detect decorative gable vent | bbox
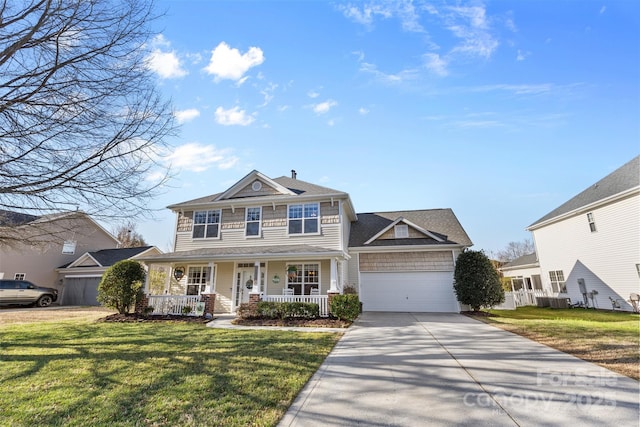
[394,224,409,238]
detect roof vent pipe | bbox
[291,170,297,179]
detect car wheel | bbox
[36,295,53,307]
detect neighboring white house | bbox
[527,156,640,311]
[500,253,542,291]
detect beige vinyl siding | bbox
[174,201,342,252]
[347,254,360,288]
[359,251,454,272]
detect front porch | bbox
[138,247,348,317]
[142,293,331,317]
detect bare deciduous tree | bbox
[113,221,147,248]
[495,239,535,262]
[0,0,175,245]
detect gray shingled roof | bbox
[0,209,40,226]
[502,252,538,269]
[168,175,346,209]
[138,244,342,262]
[349,209,473,248]
[529,155,640,228]
[88,246,155,267]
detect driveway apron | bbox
[278,312,639,427]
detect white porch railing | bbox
[147,295,201,316]
[509,289,550,307]
[263,295,329,317]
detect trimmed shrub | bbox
[97,260,145,314]
[254,301,320,319]
[330,294,360,321]
[454,249,505,311]
[237,303,259,319]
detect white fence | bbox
[147,295,201,316]
[511,289,549,307]
[263,295,329,317]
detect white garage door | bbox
[360,271,458,312]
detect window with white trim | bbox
[186,266,210,295]
[14,273,25,280]
[193,210,221,239]
[62,241,76,254]
[245,207,261,237]
[286,263,319,295]
[394,224,409,238]
[549,270,566,293]
[288,203,319,234]
[587,212,596,232]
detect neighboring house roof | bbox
[138,244,345,263]
[501,252,539,271]
[0,209,119,245]
[349,209,473,248]
[61,246,158,269]
[0,210,40,226]
[528,155,640,229]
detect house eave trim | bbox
[349,244,467,253]
[527,186,640,231]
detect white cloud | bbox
[145,35,187,79]
[215,106,255,126]
[516,50,531,61]
[204,42,265,81]
[327,119,336,126]
[338,2,422,32]
[359,61,418,84]
[470,83,553,95]
[307,90,320,98]
[175,108,200,124]
[166,142,238,172]
[312,99,338,115]
[424,53,449,76]
[446,5,498,59]
[259,82,278,107]
[359,107,369,115]
[599,6,606,14]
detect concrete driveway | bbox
[279,312,639,426]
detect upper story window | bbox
[62,241,76,255]
[394,224,409,238]
[288,203,319,235]
[14,273,25,280]
[245,207,261,237]
[586,212,596,232]
[193,210,221,239]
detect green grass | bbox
[0,319,341,426]
[484,307,640,379]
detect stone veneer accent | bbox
[200,293,216,315]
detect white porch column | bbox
[207,262,215,293]
[330,258,338,292]
[252,261,261,294]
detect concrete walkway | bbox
[278,312,640,426]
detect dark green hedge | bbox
[330,294,360,321]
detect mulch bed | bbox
[99,313,211,323]
[233,317,352,328]
[461,310,495,318]
[98,313,351,328]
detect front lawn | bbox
[0,317,341,426]
[483,306,640,380]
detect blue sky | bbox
[136,0,639,254]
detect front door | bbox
[234,268,256,311]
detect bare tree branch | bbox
[0,0,176,246]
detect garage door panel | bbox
[361,272,457,312]
[61,277,101,306]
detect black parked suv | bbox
[0,280,59,307]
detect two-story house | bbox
[139,170,472,315]
[527,155,640,311]
[0,210,119,296]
